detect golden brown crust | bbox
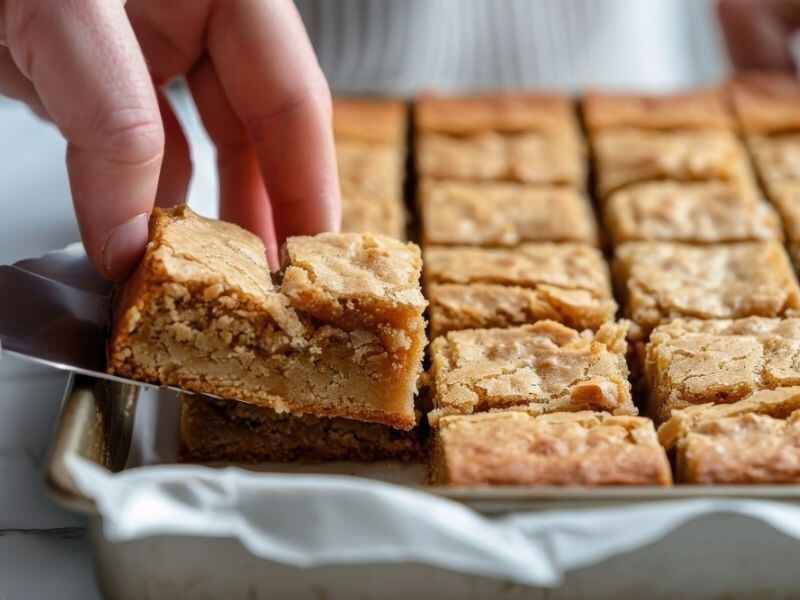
[658,386,800,450]
[592,128,751,198]
[415,91,576,133]
[333,97,407,144]
[427,283,616,338]
[419,179,597,246]
[424,244,616,336]
[336,140,403,200]
[747,134,800,189]
[425,243,613,295]
[108,206,426,430]
[767,181,800,244]
[729,72,800,134]
[180,395,424,463]
[428,321,635,426]
[282,232,427,328]
[613,241,800,339]
[340,188,406,239]
[583,88,733,131]
[416,130,585,185]
[432,410,671,486]
[645,318,800,423]
[657,388,800,484]
[604,181,782,245]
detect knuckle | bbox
[244,77,332,143]
[96,107,165,167]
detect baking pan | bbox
[44,373,800,599]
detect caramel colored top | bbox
[584,88,733,131]
[333,97,407,144]
[614,241,800,335]
[435,410,671,486]
[416,91,575,133]
[425,243,612,298]
[730,73,800,134]
[428,321,634,424]
[645,318,800,421]
[420,179,597,246]
[604,181,782,245]
[658,386,800,450]
[282,233,427,325]
[593,128,748,197]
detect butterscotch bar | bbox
[728,75,800,265]
[108,206,427,430]
[431,411,671,486]
[644,318,800,422]
[334,98,407,239]
[336,141,402,201]
[415,92,585,186]
[591,128,752,199]
[604,181,782,246]
[584,89,751,199]
[658,387,800,484]
[424,244,616,337]
[180,395,423,463]
[583,89,734,131]
[340,180,406,239]
[729,73,800,135]
[419,179,597,246]
[427,321,635,426]
[613,241,800,340]
[333,97,407,145]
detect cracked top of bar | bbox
[425,243,612,297]
[657,387,800,484]
[584,88,733,131]
[109,206,427,430]
[658,386,800,450]
[282,232,427,327]
[427,321,635,425]
[592,128,751,198]
[420,179,597,246]
[432,410,671,486]
[613,241,800,337]
[645,317,800,422]
[604,181,782,245]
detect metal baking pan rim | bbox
[44,375,800,518]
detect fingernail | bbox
[102,213,149,280]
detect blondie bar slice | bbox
[333,97,407,145]
[604,181,782,246]
[427,321,635,426]
[180,395,423,463]
[613,241,800,340]
[340,181,406,239]
[645,317,800,422]
[424,244,616,337]
[108,206,427,429]
[334,97,407,239]
[658,387,800,484]
[431,411,671,486]
[592,128,752,198]
[415,92,585,186]
[583,88,734,131]
[729,73,800,135]
[419,179,597,246]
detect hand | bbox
[0,0,340,278]
[718,0,800,71]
